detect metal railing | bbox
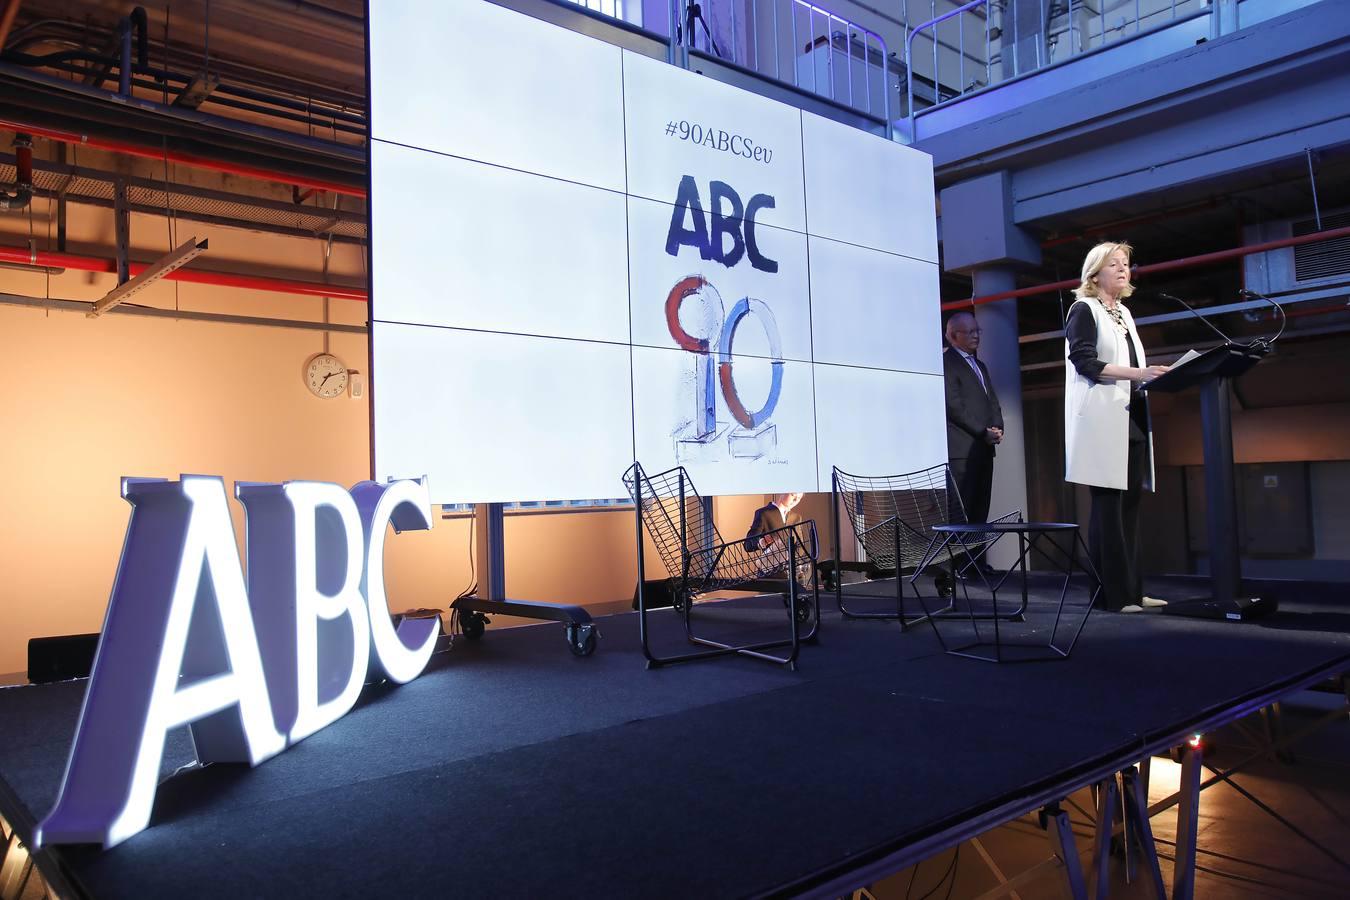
[905,0,986,134]
[905,0,1212,131]
[565,0,643,27]
[561,0,1217,142]
[736,0,891,125]
[564,0,893,127]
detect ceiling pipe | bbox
[250,0,364,29]
[1040,199,1222,249]
[942,224,1350,311]
[0,0,21,50]
[0,116,365,197]
[0,243,367,301]
[129,7,148,69]
[6,20,364,112]
[0,131,31,209]
[5,37,366,128]
[2,53,366,134]
[1283,301,1348,320]
[78,8,146,93]
[1,291,367,334]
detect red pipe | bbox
[943,225,1350,311]
[1283,302,1348,320]
[0,132,32,209]
[0,117,366,198]
[940,276,1079,311]
[0,244,368,301]
[1040,199,1221,249]
[159,266,366,300]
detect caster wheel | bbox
[461,612,487,641]
[795,598,814,623]
[934,573,954,599]
[566,623,597,657]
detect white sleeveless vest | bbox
[1063,297,1155,491]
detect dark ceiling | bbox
[7,0,365,100]
[940,141,1350,403]
[4,0,1347,406]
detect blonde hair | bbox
[1074,241,1135,301]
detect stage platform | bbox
[2,579,1348,898]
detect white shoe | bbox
[1141,597,1168,608]
[1119,604,1144,613]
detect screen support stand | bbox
[449,503,598,656]
[478,501,506,601]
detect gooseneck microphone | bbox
[1156,291,1238,345]
[1238,288,1288,348]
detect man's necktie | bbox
[966,354,988,394]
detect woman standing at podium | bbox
[1064,242,1169,613]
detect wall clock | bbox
[305,353,349,399]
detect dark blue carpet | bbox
[1,584,1346,898]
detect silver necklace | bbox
[1102,299,1127,333]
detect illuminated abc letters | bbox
[37,475,438,848]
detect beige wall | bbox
[0,275,664,673]
[1155,401,1350,467]
[0,190,646,674]
[0,277,369,673]
[0,278,678,672]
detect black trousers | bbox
[1088,438,1146,611]
[949,444,994,525]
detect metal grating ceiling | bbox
[1,159,367,244]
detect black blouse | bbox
[1065,303,1150,443]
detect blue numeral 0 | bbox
[717,297,783,429]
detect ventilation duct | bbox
[1291,209,1350,282]
[1243,208,1350,303]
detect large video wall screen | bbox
[370,0,944,503]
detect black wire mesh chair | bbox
[830,464,1021,628]
[622,461,820,669]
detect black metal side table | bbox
[911,522,1101,662]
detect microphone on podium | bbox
[1237,288,1287,349]
[1156,291,1237,344]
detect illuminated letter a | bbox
[37,476,285,848]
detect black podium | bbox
[1144,342,1276,620]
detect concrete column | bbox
[969,269,1027,569]
[938,171,1039,570]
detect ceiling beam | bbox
[88,238,209,318]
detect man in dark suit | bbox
[744,492,805,552]
[943,312,1003,530]
[744,492,816,584]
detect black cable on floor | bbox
[915,847,959,900]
